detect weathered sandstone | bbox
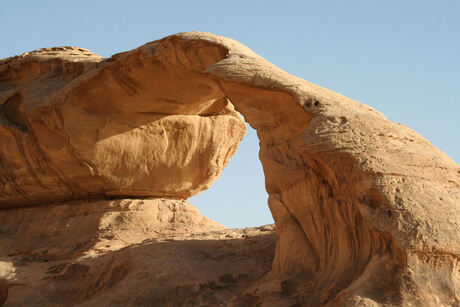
[0,198,275,306]
[1,32,459,306]
[0,46,245,207]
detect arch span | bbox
[0,32,458,305]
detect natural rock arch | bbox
[0,32,458,305]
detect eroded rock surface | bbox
[0,198,275,305]
[0,46,245,207]
[0,32,459,306]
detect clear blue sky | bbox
[1,1,458,228]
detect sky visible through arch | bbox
[1,1,458,228]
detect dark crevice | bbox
[1,92,29,132]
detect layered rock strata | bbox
[0,32,459,306]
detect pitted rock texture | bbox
[0,32,459,306]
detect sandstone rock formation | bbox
[0,46,245,207]
[0,198,276,305]
[1,32,459,306]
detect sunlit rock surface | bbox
[0,46,245,207]
[0,32,459,306]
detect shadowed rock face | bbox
[0,198,276,306]
[0,32,459,306]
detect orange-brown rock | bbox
[0,46,245,207]
[0,198,276,306]
[1,32,459,306]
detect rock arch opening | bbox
[0,32,458,306]
[190,123,273,228]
